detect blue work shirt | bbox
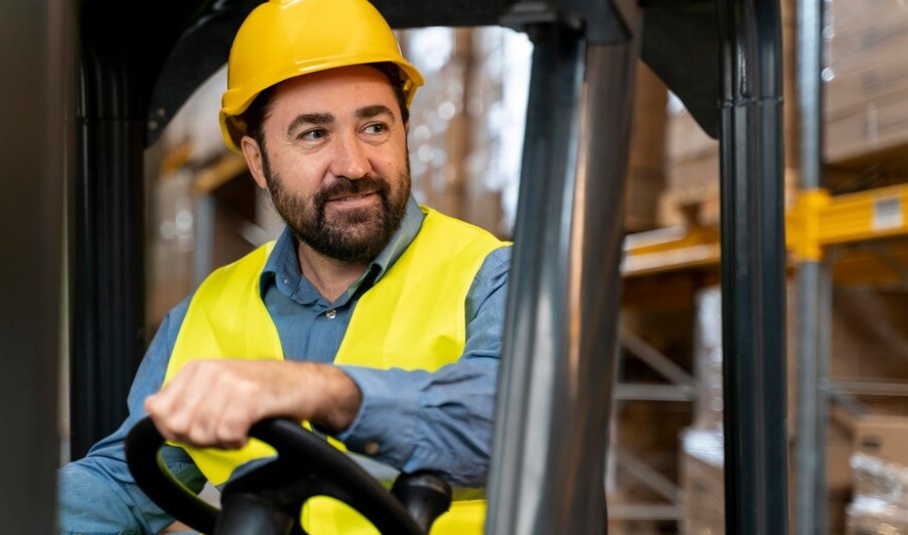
[57,197,511,534]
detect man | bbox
[57,0,511,533]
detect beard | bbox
[262,151,410,264]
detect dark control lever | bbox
[392,471,453,533]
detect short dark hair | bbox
[240,62,410,150]
[368,62,410,124]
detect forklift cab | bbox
[0,0,790,533]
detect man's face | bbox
[243,65,411,264]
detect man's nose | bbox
[331,132,370,180]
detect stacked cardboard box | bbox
[808,286,908,533]
[681,285,908,534]
[852,415,908,471]
[823,0,908,169]
[657,107,721,228]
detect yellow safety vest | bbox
[166,206,506,534]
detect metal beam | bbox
[793,0,828,533]
[716,1,790,534]
[486,5,641,533]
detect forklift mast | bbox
[0,0,789,533]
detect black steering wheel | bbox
[125,416,452,535]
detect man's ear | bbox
[240,136,268,190]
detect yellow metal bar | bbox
[622,226,721,277]
[622,185,908,277]
[194,152,249,193]
[160,140,192,176]
[786,185,908,262]
[785,188,831,262]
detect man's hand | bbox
[144,360,362,448]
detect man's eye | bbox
[301,129,326,140]
[364,123,386,134]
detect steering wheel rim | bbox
[125,416,432,535]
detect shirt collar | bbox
[260,195,425,298]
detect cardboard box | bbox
[666,109,718,163]
[824,41,908,120]
[825,0,908,38]
[658,146,721,228]
[822,2,908,165]
[853,415,908,467]
[824,6,908,73]
[665,151,719,196]
[626,170,665,233]
[828,421,856,495]
[828,287,908,382]
[824,87,908,164]
[656,186,721,228]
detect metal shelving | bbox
[621,182,908,276]
[616,172,908,535]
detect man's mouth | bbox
[317,176,388,210]
[325,191,380,208]
[330,192,373,202]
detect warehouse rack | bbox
[617,183,908,532]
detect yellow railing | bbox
[622,183,908,276]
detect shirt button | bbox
[364,441,380,456]
[326,309,337,319]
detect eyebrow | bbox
[356,104,395,122]
[287,112,334,136]
[286,105,396,137]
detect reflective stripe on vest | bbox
[166,206,504,534]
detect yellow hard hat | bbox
[219,0,424,153]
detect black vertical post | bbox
[70,18,148,459]
[716,1,789,534]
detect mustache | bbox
[313,175,389,206]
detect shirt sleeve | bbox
[57,297,207,535]
[336,245,511,488]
